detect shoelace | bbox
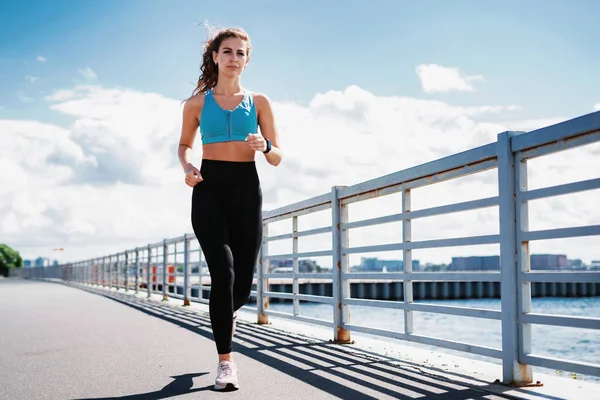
[219,362,233,375]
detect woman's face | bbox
[213,37,250,78]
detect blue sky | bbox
[1,0,599,124]
[2,1,599,263]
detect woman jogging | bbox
[177,26,282,391]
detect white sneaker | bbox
[214,360,239,390]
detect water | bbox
[268,297,600,383]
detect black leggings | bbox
[191,159,262,355]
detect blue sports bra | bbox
[199,89,258,144]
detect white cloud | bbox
[45,89,78,102]
[25,76,39,83]
[37,56,47,62]
[416,64,485,93]
[2,84,598,268]
[78,67,97,81]
[17,92,34,103]
[594,103,600,111]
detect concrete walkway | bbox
[0,279,588,399]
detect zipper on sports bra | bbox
[226,111,231,142]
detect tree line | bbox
[0,244,23,277]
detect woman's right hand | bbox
[184,164,203,187]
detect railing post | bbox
[292,216,299,316]
[115,254,120,290]
[124,252,129,291]
[134,248,140,294]
[98,257,105,287]
[257,222,269,324]
[162,240,168,301]
[108,255,113,289]
[147,245,152,298]
[183,234,191,306]
[498,131,533,386]
[332,186,351,343]
[402,185,414,336]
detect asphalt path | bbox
[0,278,515,399]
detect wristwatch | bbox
[263,138,272,154]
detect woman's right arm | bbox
[178,96,204,186]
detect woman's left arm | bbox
[255,93,282,167]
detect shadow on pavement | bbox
[74,372,214,399]
[65,282,555,400]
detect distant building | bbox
[450,256,499,271]
[23,260,32,268]
[530,254,568,270]
[269,259,321,273]
[421,263,449,272]
[357,257,420,272]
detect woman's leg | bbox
[189,160,261,391]
[190,183,236,357]
[230,186,263,313]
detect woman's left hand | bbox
[245,133,267,152]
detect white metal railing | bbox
[16,110,600,386]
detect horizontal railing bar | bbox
[263,192,331,221]
[408,302,502,320]
[263,291,334,304]
[264,202,332,224]
[344,298,501,320]
[410,196,499,219]
[339,159,498,206]
[342,272,501,282]
[520,271,600,283]
[342,212,404,230]
[147,240,167,248]
[520,354,600,379]
[342,196,499,230]
[344,234,500,254]
[512,111,600,152]
[521,225,600,241]
[344,324,502,359]
[263,309,334,328]
[519,178,600,202]
[263,273,334,279]
[521,313,600,330]
[343,298,402,309]
[338,143,497,201]
[164,236,184,245]
[519,130,600,161]
[263,291,295,300]
[263,250,333,260]
[275,293,334,304]
[264,226,332,242]
[403,159,498,191]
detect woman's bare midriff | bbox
[201,141,257,162]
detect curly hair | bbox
[192,26,252,97]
